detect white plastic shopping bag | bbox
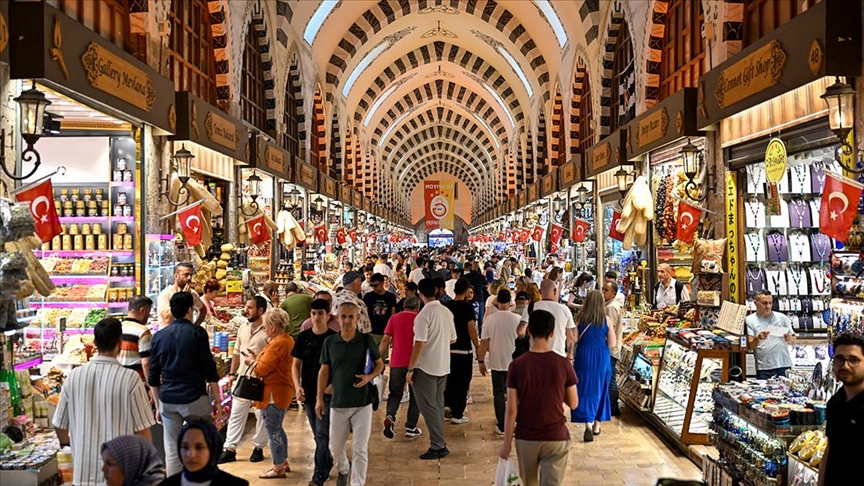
[494,457,521,486]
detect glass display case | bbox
[146,234,177,323]
[602,203,623,276]
[619,352,658,411]
[652,336,730,445]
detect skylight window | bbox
[342,42,389,97]
[534,1,568,48]
[496,46,534,98]
[303,0,340,45]
[364,83,399,127]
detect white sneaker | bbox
[450,416,470,424]
[494,426,504,435]
[401,391,410,403]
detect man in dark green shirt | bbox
[280,281,313,338]
[317,301,384,486]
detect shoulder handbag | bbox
[233,362,264,402]
[360,334,380,411]
[572,324,591,353]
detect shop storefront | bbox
[294,158,318,281]
[3,2,176,477]
[695,1,860,484]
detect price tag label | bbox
[225,280,242,293]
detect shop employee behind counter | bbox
[745,290,796,380]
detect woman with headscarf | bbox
[161,417,248,486]
[101,435,165,486]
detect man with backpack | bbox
[655,264,689,310]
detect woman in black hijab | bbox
[161,417,248,485]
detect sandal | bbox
[592,428,602,436]
[259,467,287,479]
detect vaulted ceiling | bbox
[291,0,603,223]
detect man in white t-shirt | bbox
[518,279,576,358]
[478,289,521,434]
[407,278,457,460]
[157,263,205,326]
[444,267,461,299]
[409,257,428,284]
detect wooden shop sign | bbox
[264,145,285,175]
[340,184,351,204]
[81,43,156,112]
[9,1,176,133]
[590,143,610,172]
[559,158,578,187]
[527,182,539,203]
[517,192,526,209]
[295,159,318,191]
[319,174,338,199]
[697,0,861,128]
[352,188,363,208]
[629,88,700,160]
[172,92,248,162]
[541,172,557,197]
[249,134,290,180]
[0,0,9,64]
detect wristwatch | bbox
[228,373,237,377]
[407,368,415,372]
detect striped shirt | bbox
[52,356,155,486]
[117,317,152,377]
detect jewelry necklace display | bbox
[789,267,803,293]
[746,267,764,292]
[791,233,807,260]
[794,166,807,195]
[812,165,826,193]
[746,232,762,261]
[811,234,830,263]
[791,199,808,228]
[748,165,764,192]
[747,200,761,227]
[768,271,781,294]
[767,233,787,262]
[812,268,827,294]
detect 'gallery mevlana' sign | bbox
[81,42,156,111]
[714,40,787,109]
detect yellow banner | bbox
[725,172,739,303]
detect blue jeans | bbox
[756,367,790,380]
[303,395,333,485]
[261,404,287,466]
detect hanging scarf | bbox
[177,419,223,483]
[101,435,165,486]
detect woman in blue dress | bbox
[570,290,617,442]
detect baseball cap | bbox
[515,291,530,301]
[342,271,365,285]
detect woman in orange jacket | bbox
[244,308,295,479]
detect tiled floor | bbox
[220,368,703,485]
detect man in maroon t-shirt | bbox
[379,296,422,439]
[500,309,578,486]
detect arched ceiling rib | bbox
[394,141,489,182]
[386,124,495,168]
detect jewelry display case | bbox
[652,335,731,445]
[828,251,864,338]
[741,154,838,339]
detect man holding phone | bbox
[219,297,269,464]
[157,263,205,326]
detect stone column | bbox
[0,63,15,195]
[144,130,172,236]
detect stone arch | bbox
[329,106,342,179]
[311,85,326,171]
[536,109,548,175]
[643,0,669,109]
[597,6,630,137]
[287,54,306,146]
[550,85,565,168]
[207,0,233,109]
[248,2,277,132]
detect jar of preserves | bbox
[87,201,98,217]
[92,224,102,235]
[116,158,127,171]
[71,189,80,202]
[68,224,78,235]
[113,170,123,182]
[63,201,73,217]
[95,188,104,202]
[113,205,124,217]
[123,170,133,182]
[97,234,108,250]
[72,234,83,251]
[59,189,69,203]
[123,234,133,250]
[116,223,127,235]
[117,193,127,206]
[101,200,109,216]
[83,189,92,202]
[81,224,91,235]
[75,201,85,217]
[84,235,95,250]
[123,205,133,217]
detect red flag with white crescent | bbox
[820,171,864,242]
[572,219,590,243]
[177,203,204,246]
[676,201,702,243]
[314,224,328,243]
[14,178,61,243]
[550,241,560,253]
[519,227,530,242]
[609,210,625,242]
[336,227,347,244]
[532,225,544,242]
[549,223,564,244]
[247,214,270,245]
[348,227,358,243]
[368,232,376,243]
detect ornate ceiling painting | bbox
[297,0,602,223]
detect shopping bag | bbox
[494,457,521,486]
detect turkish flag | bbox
[14,179,61,243]
[247,214,270,245]
[532,225,544,242]
[177,203,204,246]
[314,224,328,243]
[336,227,347,244]
[549,223,564,244]
[572,219,590,243]
[550,241,560,253]
[519,227,530,242]
[348,227,358,243]
[820,171,864,242]
[368,232,376,243]
[676,201,702,243]
[609,210,625,242]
